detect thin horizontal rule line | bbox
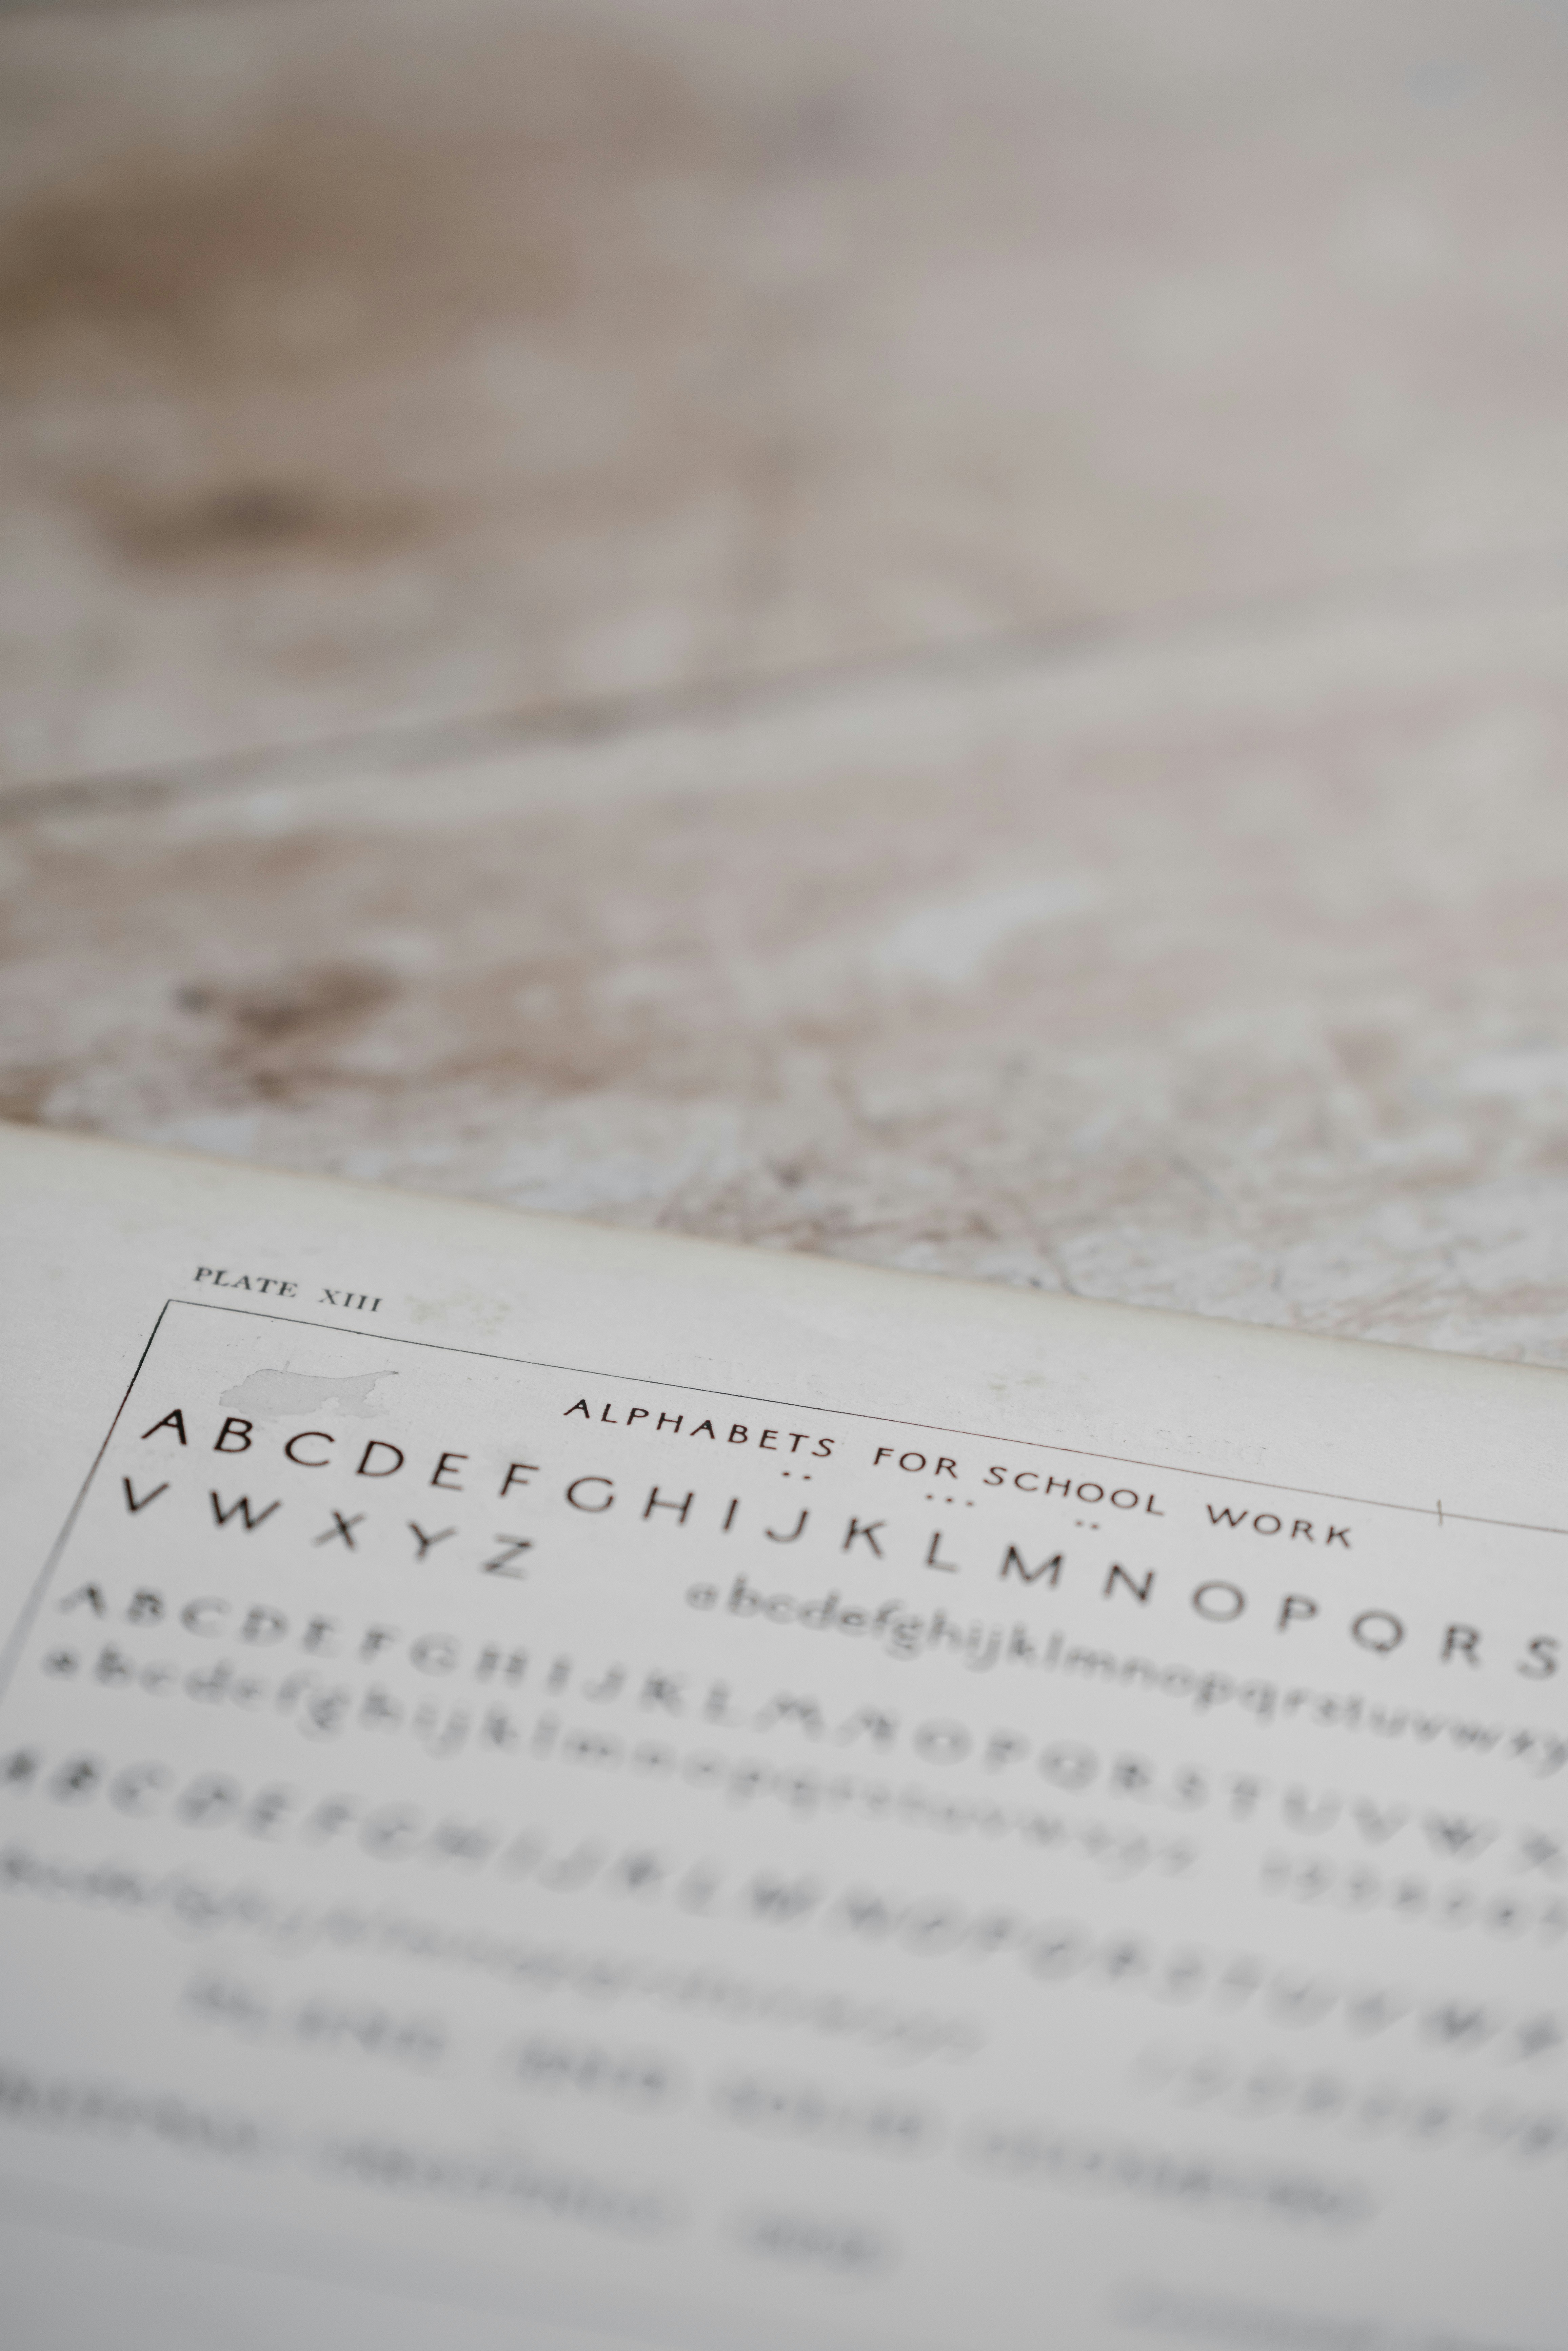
[160,1298,1568,1543]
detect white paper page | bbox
[0,1121,1563,2351]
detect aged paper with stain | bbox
[0,1122,1563,2350]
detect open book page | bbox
[0,1120,1563,2350]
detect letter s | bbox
[1518,1637,1560,1682]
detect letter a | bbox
[140,1410,187,1445]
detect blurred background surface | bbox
[4,0,1568,1360]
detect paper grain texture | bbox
[0,1123,1563,2349]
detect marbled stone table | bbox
[5,0,1568,1364]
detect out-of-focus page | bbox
[0,1123,1563,2351]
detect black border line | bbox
[164,1297,1568,1538]
[4,1283,1563,1710]
[0,1303,170,1703]
[7,1290,1561,1671]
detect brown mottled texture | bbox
[6,584,1568,1362]
[5,0,1568,785]
[4,0,1568,1368]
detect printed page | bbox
[0,1121,1563,2351]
